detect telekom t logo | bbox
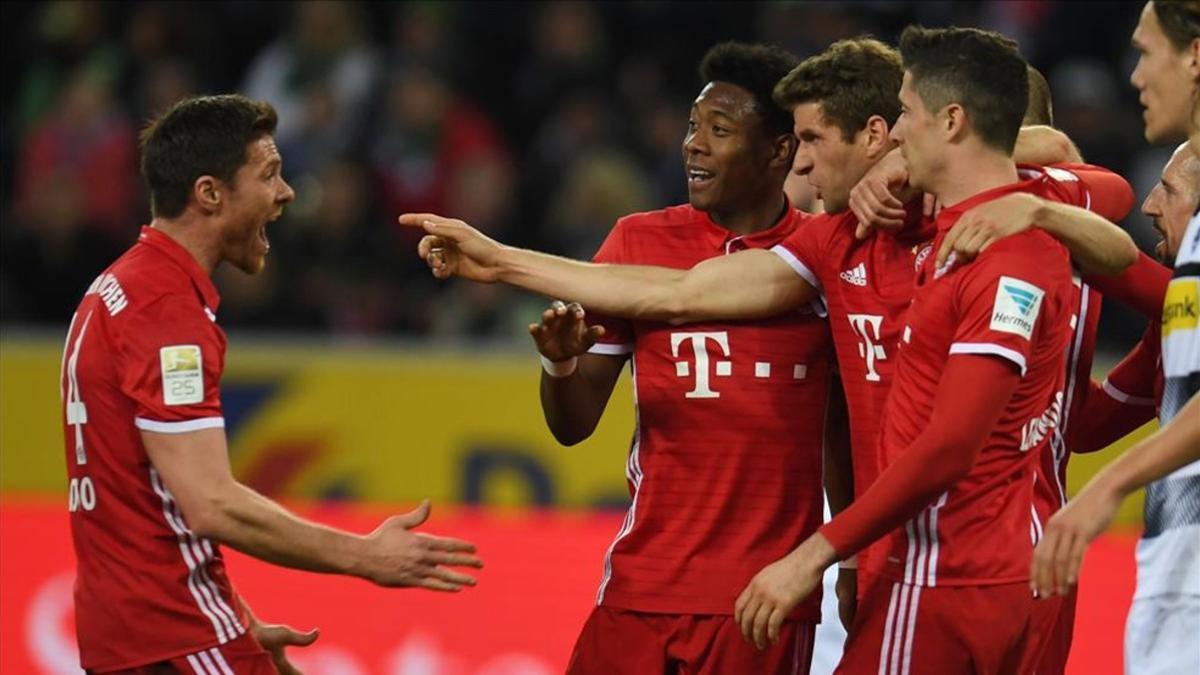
[671,331,731,398]
[847,314,886,382]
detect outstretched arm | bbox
[144,428,482,591]
[399,213,817,324]
[1032,394,1200,597]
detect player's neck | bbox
[930,148,1019,208]
[149,215,222,274]
[708,191,788,237]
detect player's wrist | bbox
[540,354,579,378]
[838,556,858,570]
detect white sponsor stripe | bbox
[208,647,235,675]
[1054,284,1091,507]
[60,311,80,401]
[903,520,918,585]
[149,468,230,642]
[948,342,1027,375]
[1101,379,1157,406]
[596,356,643,604]
[195,538,244,636]
[197,649,221,675]
[770,245,828,317]
[913,511,930,587]
[878,582,902,675]
[587,342,634,356]
[1031,503,1044,545]
[888,583,913,675]
[135,417,226,433]
[900,584,922,675]
[185,653,210,674]
[927,492,948,586]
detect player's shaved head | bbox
[773,37,903,141]
[699,42,800,138]
[899,26,1029,154]
[1023,65,1054,127]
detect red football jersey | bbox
[772,209,935,500]
[585,203,833,619]
[872,176,1077,587]
[61,227,247,670]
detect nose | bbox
[279,178,296,203]
[791,151,813,176]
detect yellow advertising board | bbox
[0,337,1147,521]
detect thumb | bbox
[397,499,431,529]
[257,624,320,647]
[855,221,872,241]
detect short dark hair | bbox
[1153,1,1200,51]
[773,37,903,142]
[699,42,800,137]
[139,94,278,218]
[899,26,1029,154]
[1024,65,1054,126]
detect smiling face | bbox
[683,81,780,216]
[1142,143,1200,262]
[1131,2,1200,144]
[890,71,945,193]
[789,102,877,213]
[218,136,294,274]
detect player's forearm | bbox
[1085,252,1171,319]
[1093,395,1200,498]
[1034,200,1137,275]
[194,482,369,578]
[1070,379,1157,454]
[1014,125,1083,165]
[494,246,690,321]
[819,356,1018,558]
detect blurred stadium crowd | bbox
[0,0,1170,346]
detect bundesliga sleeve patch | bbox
[159,345,204,405]
[989,276,1044,340]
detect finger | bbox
[1034,531,1062,597]
[1065,533,1088,590]
[551,300,567,315]
[855,221,872,241]
[861,184,906,227]
[737,596,758,643]
[566,302,585,318]
[923,193,937,218]
[427,551,484,568]
[767,606,785,646]
[422,535,479,554]
[581,325,605,349]
[427,565,479,586]
[417,577,466,592]
[398,213,450,229]
[417,235,442,259]
[397,499,431,529]
[752,602,772,651]
[734,586,750,628]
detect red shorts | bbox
[1027,588,1076,675]
[835,580,1043,675]
[567,606,816,675]
[91,632,276,675]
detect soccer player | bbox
[60,95,482,674]
[530,42,835,675]
[730,26,1109,673]
[1034,4,1200,673]
[1034,142,1200,675]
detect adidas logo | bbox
[840,262,867,286]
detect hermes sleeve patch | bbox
[989,276,1044,341]
[159,345,204,405]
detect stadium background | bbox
[0,1,1161,673]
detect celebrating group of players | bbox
[59,2,1199,675]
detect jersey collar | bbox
[934,174,1043,234]
[702,195,807,251]
[137,226,221,312]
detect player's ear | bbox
[943,103,967,142]
[772,132,798,170]
[862,115,891,159]
[193,175,221,214]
